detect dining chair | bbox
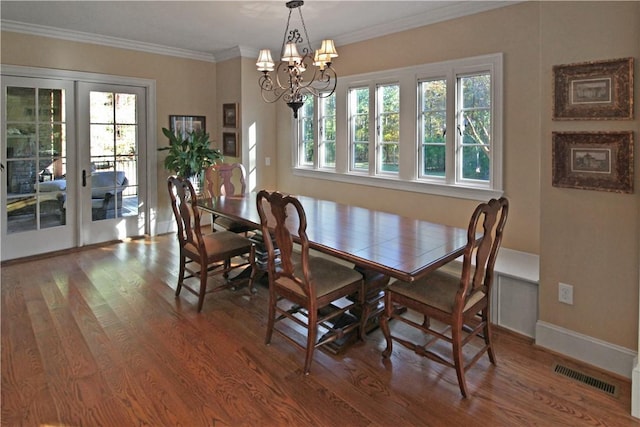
[380,197,509,397]
[168,176,256,312]
[256,190,367,374]
[203,162,254,234]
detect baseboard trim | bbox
[535,321,636,379]
[632,356,639,418]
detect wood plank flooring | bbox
[1,234,636,426]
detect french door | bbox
[1,76,77,259]
[1,73,150,260]
[77,82,146,246]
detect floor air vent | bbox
[553,363,617,396]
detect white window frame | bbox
[293,53,503,201]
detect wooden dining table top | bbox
[198,192,469,283]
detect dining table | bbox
[197,192,470,283]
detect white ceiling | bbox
[1,1,516,61]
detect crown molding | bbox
[1,2,520,63]
[1,20,216,62]
[332,1,520,47]
[214,46,259,62]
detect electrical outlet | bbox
[265,157,271,166]
[558,282,573,305]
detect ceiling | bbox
[1,1,516,62]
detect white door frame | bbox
[1,65,158,251]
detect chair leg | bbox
[176,254,186,296]
[265,289,276,345]
[380,294,393,358]
[422,315,430,328]
[223,258,231,280]
[483,309,496,364]
[451,326,468,398]
[304,309,318,375]
[196,263,208,313]
[248,245,258,294]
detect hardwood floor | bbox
[1,234,636,426]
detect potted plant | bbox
[158,127,223,190]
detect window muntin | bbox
[376,84,399,174]
[419,79,447,178]
[319,94,336,168]
[349,87,369,172]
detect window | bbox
[376,83,400,174]
[419,72,494,188]
[349,87,369,172]
[296,93,337,169]
[348,84,400,174]
[293,53,503,200]
[319,94,336,168]
[458,73,491,183]
[419,79,447,178]
[297,98,314,167]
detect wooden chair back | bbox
[167,176,205,257]
[256,190,312,297]
[203,163,253,234]
[204,163,247,198]
[458,197,509,311]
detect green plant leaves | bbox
[158,127,223,177]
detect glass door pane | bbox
[6,87,68,232]
[88,91,138,222]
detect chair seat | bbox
[275,256,363,298]
[184,230,252,263]
[389,271,486,314]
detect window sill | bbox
[292,168,503,201]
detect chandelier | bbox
[256,0,338,118]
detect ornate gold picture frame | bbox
[552,57,633,120]
[552,131,634,193]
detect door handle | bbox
[82,169,88,187]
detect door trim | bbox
[2,64,158,237]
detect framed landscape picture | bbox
[222,131,239,157]
[552,57,634,120]
[170,115,206,138]
[223,103,238,128]
[552,131,634,193]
